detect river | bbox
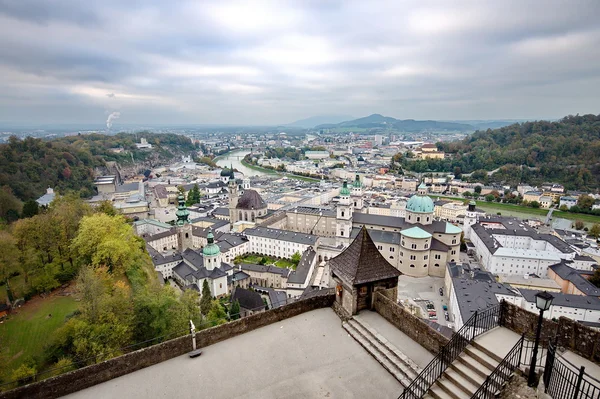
[215,150,268,177]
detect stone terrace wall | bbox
[373,290,449,354]
[502,301,600,364]
[0,292,335,399]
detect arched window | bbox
[341,211,345,217]
[417,217,421,222]
[410,264,415,268]
[435,263,440,267]
[251,212,256,222]
[185,233,189,238]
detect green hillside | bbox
[403,114,600,191]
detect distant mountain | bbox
[316,114,475,132]
[287,115,354,129]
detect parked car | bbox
[444,311,449,321]
[442,305,448,311]
[428,311,437,320]
[426,302,434,310]
[439,288,444,296]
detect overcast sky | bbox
[1,0,599,126]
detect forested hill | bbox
[0,133,196,201]
[403,114,600,191]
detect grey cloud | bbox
[0,0,599,125]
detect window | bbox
[389,256,394,259]
[341,211,345,217]
[410,264,415,268]
[340,231,344,236]
[424,255,428,260]
[411,244,417,249]
[435,263,440,267]
[402,240,405,246]
[452,239,457,244]
[451,250,456,255]
[378,245,383,250]
[417,217,421,222]
[219,283,222,288]
[390,247,395,252]
[410,255,416,260]
[425,243,429,249]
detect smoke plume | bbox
[106,112,121,129]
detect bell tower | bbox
[351,174,363,210]
[336,181,353,240]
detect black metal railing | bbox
[543,342,600,399]
[471,334,525,399]
[398,305,501,399]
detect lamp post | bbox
[528,291,554,387]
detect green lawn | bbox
[235,255,297,270]
[0,296,79,376]
[239,159,278,175]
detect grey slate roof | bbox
[147,246,183,266]
[288,248,317,284]
[213,207,230,216]
[250,285,287,308]
[430,238,449,252]
[353,213,407,229]
[144,228,177,242]
[182,248,204,269]
[240,263,290,277]
[329,226,401,285]
[450,264,518,321]
[289,206,336,217]
[237,189,267,210]
[366,229,401,245]
[244,227,318,245]
[228,270,250,285]
[519,288,600,311]
[549,261,600,296]
[231,287,265,311]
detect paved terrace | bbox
[65,308,411,399]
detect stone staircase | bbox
[342,315,421,387]
[423,341,504,399]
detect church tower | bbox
[176,194,193,251]
[202,229,221,270]
[463,201,478,239]
[228,168,239,226]
[336,181,353,240]
[351,174,364,210]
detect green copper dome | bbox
[406,192,434,214]
[203,230,220,256]
[340,181,351,196]
[352,174,362,188]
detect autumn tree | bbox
[589,224,600,240]
[71,213,142,274]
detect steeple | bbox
[175,194,190,226]
[202,228,221,270]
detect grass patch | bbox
[239,159,278,175]
[235,255,297,270]
[0,296,79,377]
[430,195,600,225]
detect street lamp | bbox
[528,291,554,387]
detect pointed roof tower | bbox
[329,226,401,285]
[175,194,190,226]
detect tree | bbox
[473,185,482,195]
[206,300,227,326]
[462,191,472,198]
[180,289,202,327]
[0,186,22,222]
[230,300,241,320]
[22,200,39,218]
[71,214,142,274]
[589,224,600,240]
[200,280,212,316]
[577,195,595,210]
[529,201,540,209]
[589,268,600,288]
[95,200,118,216]
[574,220,585,230]
[485,194,495,202]
[10,363,37,386]
[291,251,301,266]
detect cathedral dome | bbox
[236,189,266,210]
[406,193,434,214]
[220,168,232,177]
[203,231,221,256]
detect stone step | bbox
[443,367,479,396]
[342,322,412,387]
[471,340,504,364]
[464,346,500,372]
[456,353,494,380]
[429,378,470,399]
[351,316,421,378]
[449,360,487,388]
